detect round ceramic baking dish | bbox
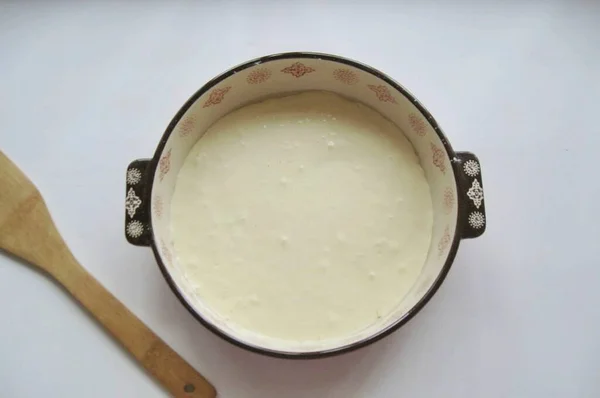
[124,52,486,359]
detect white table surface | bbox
[1,1,599,397]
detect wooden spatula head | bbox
[0,151,216,397]
[0,151,68,274]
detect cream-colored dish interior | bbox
[150,56,458,353]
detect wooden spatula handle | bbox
[50,251,216,398]
[0,152,215,397]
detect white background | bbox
[1,1,599,397]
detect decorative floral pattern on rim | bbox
[126,168,142,185]
[159,148,172,181]
[178,116,196,137]
[367,85,397,104]
[281,62,315,78]
[203,86,231,108]
[463,159,480,177]
[408,113,427,137]
[438,225,451,256]
[125,187,142,218]
[160,239,173,265]
[333,68,359,85]
[467,180,484,209]
[443,187,455,215]
[153,195,163,219]
[468,211,485,229]
[126,220,144,238]
[430,143,446,174]
[247,67,272,84]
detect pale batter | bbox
[171,91,432,344]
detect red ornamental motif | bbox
[443,187,455,214]
[438,225,451,256]
[158,148,171,181]
[160,239,172,265]
[431,142,446,174]
[153,195,163,219]
[408,113,426,137]
[333,68,359,85]
[247,68,272,84]
[281,62,315,78]
[203,86,231,108]
[178,116,195,137]
[367,85,397,104]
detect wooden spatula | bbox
[0,151,216,398]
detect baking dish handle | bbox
[125,159,152,246]
[456,152,486,239]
